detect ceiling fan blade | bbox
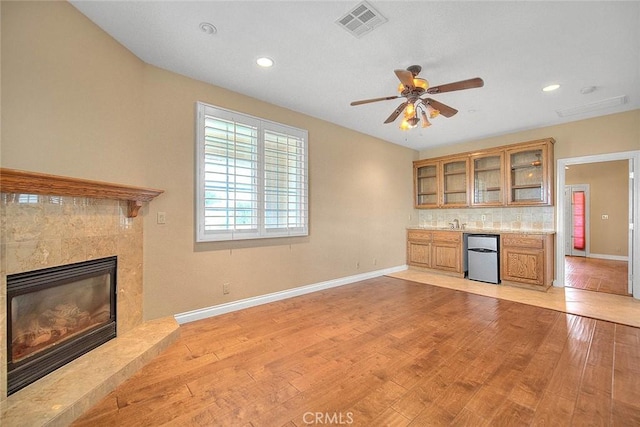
[394,69,415,90]
[426,77,484,94]
[384,101,408,124]
[350,95,400,106]
[424,98,458,118]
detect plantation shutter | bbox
[196,102,308,242]
[263,124,308,237]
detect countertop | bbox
[407,226,556,235]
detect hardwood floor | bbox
[73,276,640,426]
[565,256,629,296]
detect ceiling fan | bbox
[350,65,484,129]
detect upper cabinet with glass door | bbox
[440,157,469,207]
[414,160,439,208]
[506,139,554,205]
[471,152,504,206]
[413,138,554,209]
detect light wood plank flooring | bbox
[565,256,629,296]
[73,276,640,426]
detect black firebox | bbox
[6,256,117,395]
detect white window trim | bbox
[195,102,308,242]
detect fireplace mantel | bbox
[0,168,163,217]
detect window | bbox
[196,102,308,242]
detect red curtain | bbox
[573,191,585,250]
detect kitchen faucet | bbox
[450,219,460,229]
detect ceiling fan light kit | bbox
[350,65,484,131]
[420,110,431,128]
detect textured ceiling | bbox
[70,1,640,151]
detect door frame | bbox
[564,184,590,257]
[556,150,639,298]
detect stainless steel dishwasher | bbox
[467,234,500,284]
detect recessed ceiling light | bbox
[542,84,560,92]
[256,57,274,68]
[580,86,597,94]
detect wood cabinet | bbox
[501,233,555,290]
[408,229,555,289]
[413,138,554,208]
[506,140,553,205]
[414,161,439,208]
[407,230,432,267]
[470,152,504,206]
[440,157,469,207]
[407,230,463,276]
[413,157,469,208]
[431,231,462,273]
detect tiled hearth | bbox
[0,170,178,426]
[2,317,179,426]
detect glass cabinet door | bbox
[471,153,504,206]
[507,145,549,204]
[415,163,438,207]
[441,158,469,207]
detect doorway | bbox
[556,150,639,299]
[564,170,629,296]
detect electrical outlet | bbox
[602,214,609,220]
[516,214,522,222]
[481,214,486,221]
[223,283,230,295]
[157,212,166,224]
[356,261,360,269]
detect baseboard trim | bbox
[174,265,409,324]
[588,253,628,262]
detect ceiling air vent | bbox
[556,95,628,117]
[336,1,387,38]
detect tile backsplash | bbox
[1,194,144,401]
[417,206,555,231]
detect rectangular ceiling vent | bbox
[336,1,387,38]
[556,95,628,117]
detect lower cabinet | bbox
[408,240,431,267]
[407,230,431,268]
[407,229,555,290]
[500,233,554,289]
[407,230,463,276]
[431,231,462,273]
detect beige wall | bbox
[566,161,629,257]
[2,1,417,320]
[1,1,146,185]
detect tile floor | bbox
[388,269,640,328]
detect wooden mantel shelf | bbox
[0,168,164,217]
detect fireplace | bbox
[6,256,117,395]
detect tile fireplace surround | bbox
[0,169,179,426]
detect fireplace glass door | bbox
[7,256,117,394]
